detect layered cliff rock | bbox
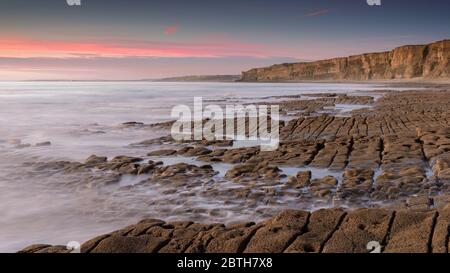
[241,40,450,81]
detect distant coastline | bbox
[152,75,241,82]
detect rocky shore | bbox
[20,207,450,253]
[17,88,450,253]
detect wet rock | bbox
[137,164,156,175]
[221,147,259,164]
[148,120,176,129]
[36,141,51,147]
[372,135,430,200]
[84,156,144,174]
[337,168,374,202]
[374,167,426,201]
[30,160,86,173]
[180,147,212,157]
[150,160,164,166]
[85,155,108,165]
[147,149,177,156]
[309,176,338,199]
[225,161,281,181]
[201,140,234,147]
[152,163,218,180]
[121,122,145,128]
[432,156,450,180]
[285,171,311,190]
[111,156,143,164]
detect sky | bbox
[0,0,449,80]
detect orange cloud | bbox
[304,9,331,17]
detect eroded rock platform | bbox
[20,208,450,253]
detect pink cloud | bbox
[304,9,331,17]
[164,25,178,35]
[0,36,278,58]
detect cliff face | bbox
[241,40,450,81]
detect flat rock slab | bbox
[19,208,449,253]
[206,223,262,253]
[431,207,450,253]
[284,208,346,253]
[384,210,437,253]
[90,235,170,253]
[322,209,393,253]
[243,210,310,253]
[182,222,261,253]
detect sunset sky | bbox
[1,0,449,80]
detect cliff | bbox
[241,40,450,81]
